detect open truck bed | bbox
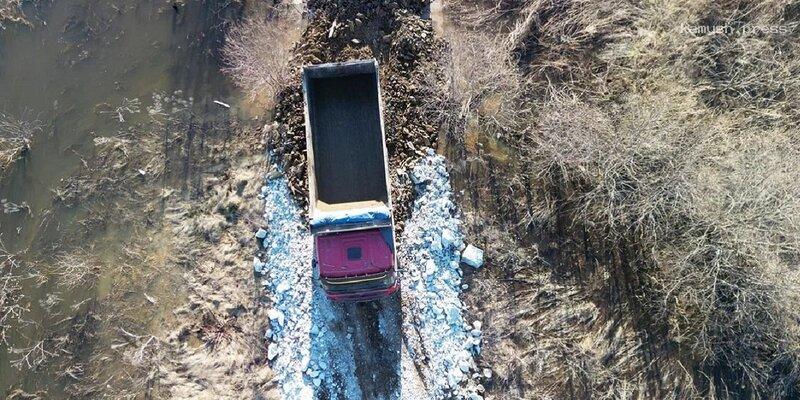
[303,60,390,215]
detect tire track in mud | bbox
[343,300,402,400]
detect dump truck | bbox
[302,59,399,302]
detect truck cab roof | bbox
[315,227,395,278]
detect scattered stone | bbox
[266,170,281,180]
[267,343,279,360]
[398,154,483,398]
[253,257,265,274]
[268,309,285,327]
[441,228,457,248]
[461,244,484,268]
[459,360,471,373]
[261,155,482,397]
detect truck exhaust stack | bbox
[302,59,399,302]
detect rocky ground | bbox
[256,151,487,399]
[242,1,503,398]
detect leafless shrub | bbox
[682,1,800,122]
[1,240,28,344]
[96,97,142,123]
[508,0,635,83]
[0,111,44,175]
[5,388,48,399]
[222,7,304,107]
[53,251,101,289]
[425,28,526,143]
[10,338,58,370]
[448,0,634,84]
[525,92,800,397]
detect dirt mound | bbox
[270,0,442,229]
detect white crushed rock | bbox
[398,151,483,399]
[256,151,483,399]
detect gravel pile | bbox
[398,151,486,399]
[270,0,442,229]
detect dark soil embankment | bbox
[270,0,443,228]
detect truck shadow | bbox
[310,286,403,400]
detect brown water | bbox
[0,0,244,396]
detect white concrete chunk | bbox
[267,343,278,360]
[461,244,484,268]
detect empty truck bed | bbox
[306,71,388,206]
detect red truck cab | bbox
[315,227,398,301]
[302,60,398,302]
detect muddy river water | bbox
[0,0,245,395]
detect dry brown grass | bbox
[681,0,800,123]
[423,27,526,144]
[528,92,800,398]
[444,0,528,30]
[0,240,27,345]
[446,0,636,86]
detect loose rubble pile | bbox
[270,0,443,228]
[256,153,486,399]
[398,151,486,399]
